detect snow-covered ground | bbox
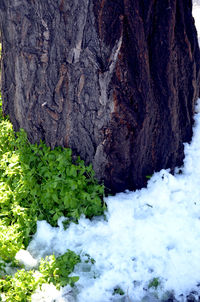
[16,2,200,302]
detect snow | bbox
[17,2,200,301]
[193,0,200,44]
[31,284,67,302]
[15,249,38,269]
[27,102,200,302]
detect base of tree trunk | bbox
[1,0,200,193]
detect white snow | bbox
[20,2,200,301]
[15,249,38,269]
[31,284,67,302]
[27,103,200,302]
[193,0,200,44]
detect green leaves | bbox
[39,250,81,288]
[148,277,161,289]
[0,269,40,302]
[113,287,125,296]
[0,250,82,301]
[0,92,104,298]
[0,100,106,250]
[14,130,105,228]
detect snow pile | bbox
[193,0,200,44]
[31,284,66,302]
[15,249,38,269]
[26,100,200,302]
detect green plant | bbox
[0,92,104,297]
[0,269,40,302]
[83,253,96,265]
[0,250,82,301]
[39,250,81,288]
[113,287,125,296]
[148,277,161,289]
[0,93,105,253]
[0,127,105,227]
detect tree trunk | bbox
[0,0,200,193]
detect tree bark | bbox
[0,0,200,193]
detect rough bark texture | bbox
[0,0,200,193]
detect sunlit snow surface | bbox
[24,3,200,302]
[193,0,200,44]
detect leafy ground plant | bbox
[0,91,105,252]
[148,277,161,289]
[39,250,81,288]
[112,287,125,296]
[0,250,81,301]
[0,91,105,298]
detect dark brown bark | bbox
[0,0,200,193]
